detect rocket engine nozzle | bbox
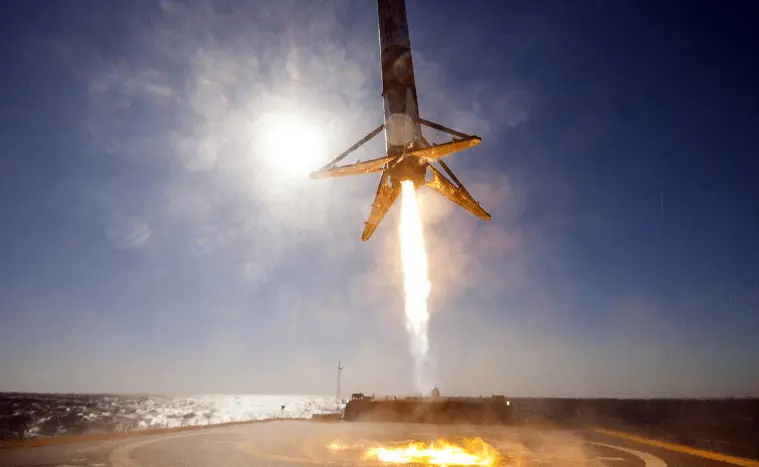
[389,156,427,189]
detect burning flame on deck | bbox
[399,180,432,392]
[359,438,501,466]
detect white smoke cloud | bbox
[4,0,551,396]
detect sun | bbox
[257,112,326,181]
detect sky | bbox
[0,0,757,398]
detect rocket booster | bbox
[309,0,491,241]
[378,0,423,156]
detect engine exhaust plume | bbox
[399,180,432,393]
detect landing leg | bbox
[362,171,401,241]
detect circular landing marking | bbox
[108,428,669,467]
[587,442,668,467]
[108,432,206,467]
[236,439,352,466]
[236,436,668,466]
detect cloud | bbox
[106,217,151,251]
[3,0,548,396]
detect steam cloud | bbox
[74,0,529,395]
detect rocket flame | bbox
[360,438,501,466]
[399,180,432,393]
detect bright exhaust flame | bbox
[399,180,432,393]
[360,438,500,466]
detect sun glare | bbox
[258,113,326,180]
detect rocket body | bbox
[309,0,490,241]
[377,0,424,157]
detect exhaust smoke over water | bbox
[399,180,433,394]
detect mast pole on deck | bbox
[336,361,343,412]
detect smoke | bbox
[0,0,679,397]
[96,0,527,395]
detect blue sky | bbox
[1,0,757,397]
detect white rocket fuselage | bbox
[377,0,427,188]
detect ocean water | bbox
[0,393,342,440]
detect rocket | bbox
[311,0,491,241]
[378,0,423,159]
